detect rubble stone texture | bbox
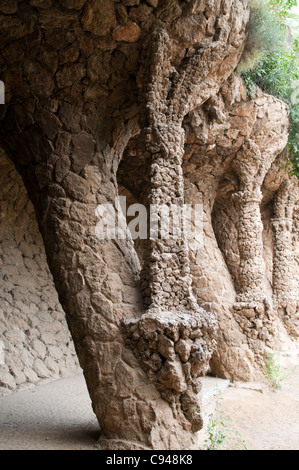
[0,149,80,396]
[0,0,298,450]
[272,177,299,336]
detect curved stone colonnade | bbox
[183,75,298,379]
[0,0,298,450]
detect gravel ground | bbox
[217,351,299,450]
[0,374,100,450]
[0,351,298,451]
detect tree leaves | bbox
[240,0,299,177]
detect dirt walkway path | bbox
[212,351,299,450]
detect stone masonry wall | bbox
[0,149,79,396]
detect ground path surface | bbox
[0,352,298,451]
[0,374,99,450]
[216,351,299,450]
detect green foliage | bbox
[203,389,247,451]
[239,0,299,178]
[269,0,298,19]
[238,0,287,71]
[265,351,290,389]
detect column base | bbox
[275,298,299,338]
[97,438,151,450]
[233,298,274,344]
[122,308,217,432]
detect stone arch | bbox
[0,148,79,396]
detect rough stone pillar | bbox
[233,188,265,302]
[272,177,299,336]
[122,0,250,425]
[232,141,268,303]
[0,75,205,446]
[232,140,275,344]
[294,204,299,303]
[122,31,217,432]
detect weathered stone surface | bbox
[0,16,31,46]
[62,171,90,201]
[56,62,86,88]
[156,0,182,21]
[29,0,54,7]
[81,0,116,35]
[38,5,78,28]
[70,131,95,172]
[170,13,206,47]
[122,309,216,428]
[0,151,80,396]
[113,22,141,42]
[59,103,82,133]
[129,4,152,22]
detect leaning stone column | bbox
[272,177,299,336]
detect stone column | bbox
[272,178,299,336]
[293,204,299,301]
[232,140,275,344]
[142,130,197,313]
[122,0,250,424]
[122,33,218,429]
[233,188,266,303]
[122,26,213,430]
